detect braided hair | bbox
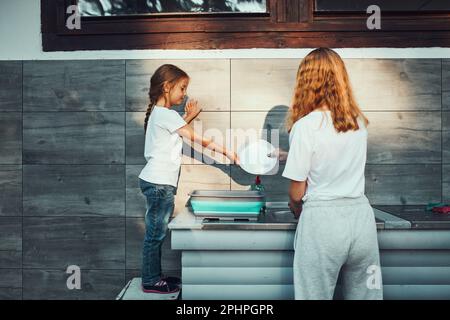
[144,64,189,133]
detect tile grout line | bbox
[10,163,443,167]
[124,60,127,287]
[229,59,231,191]
[14,109,444,113]
[19,215,132,219]
[441,59,444,203]
[15,163,128,166]
[21,60,24,300]
[20,267,134,271]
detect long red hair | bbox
[286,48,368,133]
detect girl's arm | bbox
[177,124,239,165]
[288,180,307,219]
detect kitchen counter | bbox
[168,202,450,300]
[169,202,424,231]
[374,205,450,229]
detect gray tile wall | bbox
[0,58,448,299]
[0,61,23,300]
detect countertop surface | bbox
[169,202,450,231]
[373,205,450,229]
[169,202,391,231]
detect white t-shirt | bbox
[139,106,187,187]
[282,111,368,202]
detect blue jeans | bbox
[139,178,176,286]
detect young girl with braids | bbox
[138,64,239,294]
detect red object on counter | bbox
[432,206,450,214]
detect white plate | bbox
[237,139,278,175]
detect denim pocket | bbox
[139,179,156,195]
[139,179,175,199]
[159,185,175,200]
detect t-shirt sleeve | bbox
[160,109,187,133]
[282,122,314,182]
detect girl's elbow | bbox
[201,138,212,148]
[289,182,306,202]
[178,127,194,141]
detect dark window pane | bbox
[78,0,267,16]
[315,0,450,12]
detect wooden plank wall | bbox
[0,58,448,299]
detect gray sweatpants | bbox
[293,196,383,300]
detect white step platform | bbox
[116,278,180,300]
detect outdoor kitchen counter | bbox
[169,202,450,231]
[169,203,450,231]
[168,203,450,300]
